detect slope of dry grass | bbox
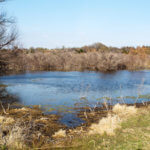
[0,104,149,150]
[65,105,150,150]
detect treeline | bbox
[24,43,150,54]
[1,43,150,73]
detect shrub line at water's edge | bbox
[1,43,150,74]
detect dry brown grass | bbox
[52,129,66,138]
[88,104,137,136]
[0,116,26,149]
[2,125,26,149]
[0,116,15,126]
[112,103,137,118]
[0,104,148,149]
[0,106,66,149]
[89,114,121,136]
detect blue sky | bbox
[1,0,150,48]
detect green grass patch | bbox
[65,109,150,150]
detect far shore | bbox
[1,43,150,74]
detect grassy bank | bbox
[67,112,150,150]
[67,105,150,150]
[0,103,150,149]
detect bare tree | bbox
[0,0,17,50]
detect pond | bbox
[0,70,150,127]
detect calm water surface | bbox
[1,71,150,126]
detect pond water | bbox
[1,70,150,127]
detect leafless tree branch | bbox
[0,0,17,50]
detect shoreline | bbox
[1,68,150,76]
[0,101,150,149]
[0,83,150,128]
[0,82,150,148]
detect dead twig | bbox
[0,101,9,114]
